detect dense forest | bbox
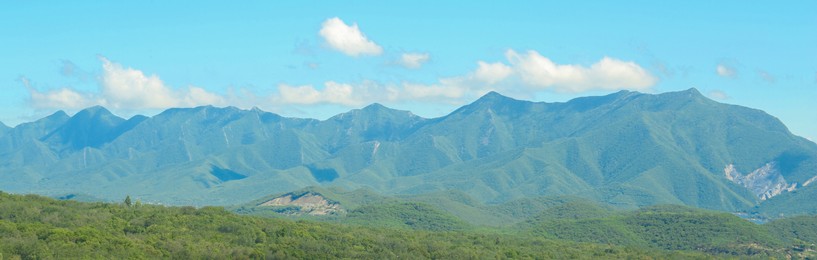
[2,192,817,259]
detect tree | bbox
[124,195,132,207]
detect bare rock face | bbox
[804,175,817,187]
[724,162,797,200]
[260,192,345,216]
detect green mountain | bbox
[1,88,815,219]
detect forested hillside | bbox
[2,192,817,259]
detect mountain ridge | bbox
[0,88,815,219]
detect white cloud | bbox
[272,49,657,107]
[183,86,226,106]
[99,57,179,109]
[277,81,398,106]
[716,64,737,78]
[708,90,730,100]
[399,53,430,69]
[99,57,226,109]
[24,57,226,112]
[505,50,656,93]
[319,17,383,57]
[275,79,472,107]
[474,61,512,84]
[23,50,658,119]
[23,77,94,109]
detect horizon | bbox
[2,2,815,141]
[0,87,710,121]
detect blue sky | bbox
[1,1,815,141]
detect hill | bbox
[0,191,723,259]
[520,204,790,255]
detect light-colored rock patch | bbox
[260,192,344,216]
[724,162,797,200]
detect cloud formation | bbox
[26,57,225,112]
[23,77,94,109]
[504,50,656,92]
[399,53,430,69]
[24,50,657,119]
[270,49,657,106]
[99,57,179,109]
[319,17,383,57]
[474,61,513,84]
[716,64,737,78]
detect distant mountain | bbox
[0,88,815,218]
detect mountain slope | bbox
[0,89,815,218]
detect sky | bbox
[1,1,816,141]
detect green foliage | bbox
[767,215,817,245]
[344,202,470,231]
[0,191,720,259]
[522,204,817,257]
[624,206,783,254]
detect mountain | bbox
[0,121,9,135]
[0,88,815,219]
[40,106,142,151]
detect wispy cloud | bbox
[757,70,776,83]
[277,81,392,106]
[23,77,95,109]
[398,53,430,69]
[319,17,382,57]
[708,90,730,100]
[716,64,737,78]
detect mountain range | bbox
[1,88,815,219]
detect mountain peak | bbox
[684,87,702,95]
[362,103,388,111]
[477,91,510,101]
[41,106,128,149]
[448,91,532,117]
[655,88,709,102]
[468,91,526,108]
[48,110,69,119]
[75,105,114,117]
[332,103,416,122]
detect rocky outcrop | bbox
[260,192,344,216]
[724,162,797,200]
